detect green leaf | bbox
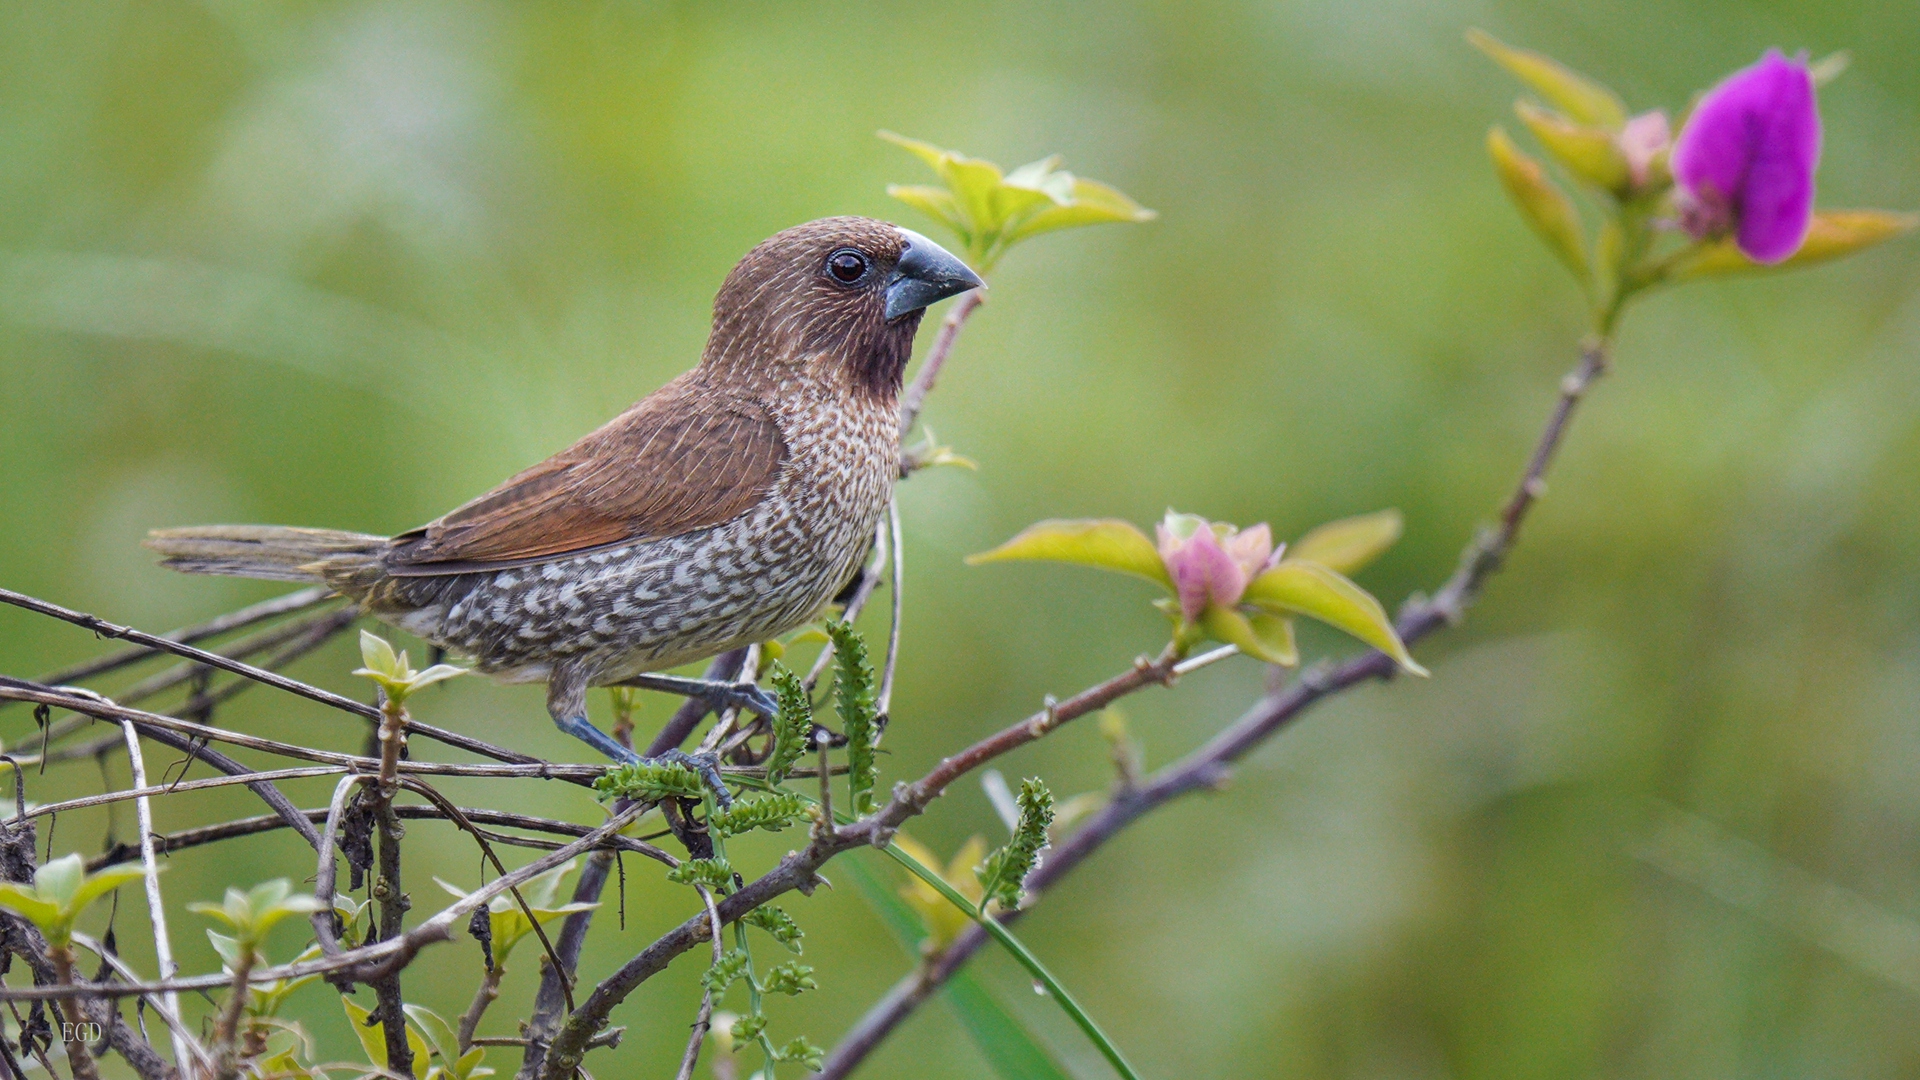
[886,184,969,237]
[1005,177,1157,243]
[1200,607,1298,666]
[967,519,1172,589]
[1289,509,1404,575]
[409,664,467,691]
[357,629,400,680]
[1515,101,1627,191]
[66,864,149,916]
[1487,126,1589,283]
[1243,561,1427,675]
[33,853,85,908]
[877,131,951,175]
[341,995,429,1070]
[206,930,246,969]
[1667,209,1920,280]
[402,1004,463,1067]
[1468,29,1628,129]
[0,883,63,933]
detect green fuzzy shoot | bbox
[594,759,708,802]
[761,961,818,996]
[730,1013,767,1041]
[710,792,809,838]
[701,948,750,998]
[666,857,735,891]
[773,1036,825,1071]
[765,662,812,786]
[741,905,805,954]
[975,777,1055,911]
[826,620,880,814]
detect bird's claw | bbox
[654,749,732,808]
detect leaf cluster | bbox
[882,132,1155,272]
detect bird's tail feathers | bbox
[145,525,389,586]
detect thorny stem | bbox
[813,337,1614,1078]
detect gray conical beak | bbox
[885,229,984,320]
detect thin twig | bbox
[897,288,983,436]
[6,587,332,702]
[0,804,647,1002]
[672,885,726,1080]
[90,805,672,873]
[115,723,185,1068]
[0,588,533,765]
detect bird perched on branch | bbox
[148,217,981,792]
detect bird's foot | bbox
[653,748,732,809]
[620,673,783,719]
[557,713,733,807]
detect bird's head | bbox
[701,217,983,400]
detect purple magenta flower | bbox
[1671,50,1822,264]
[1155,513,1275,621]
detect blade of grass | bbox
[843,851,1075,1080]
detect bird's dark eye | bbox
[826,249,871,285]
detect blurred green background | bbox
[3,1,1919,1077]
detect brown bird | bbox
[147,217,981,788]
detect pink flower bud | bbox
[1671,50,1822,264]
[1155,514,1274,621]
[1617,110,1670,189]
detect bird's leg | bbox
[618,672,782,719]
[548,675,733,806]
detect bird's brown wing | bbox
[383,382,787,576]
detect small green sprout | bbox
[351,629,467,706]
[882,133,1156,272]
[0,853,150,948]
[405,1003,495,1080]
[434,859,595,973]
[701,948,751,998]
[189,878,325,953]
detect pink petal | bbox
[1222,523,1275,583]
[1672,50,1821,263]
[1162,524,1245,621]
[1617,110,1669,188]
